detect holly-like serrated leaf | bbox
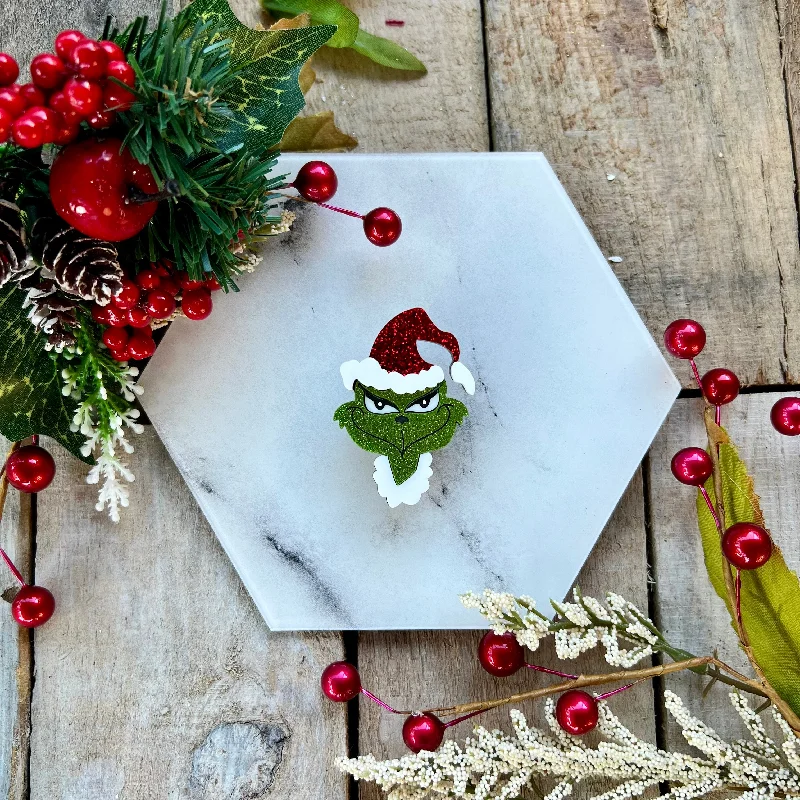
[0,285,87,461]
[177,0,336,153]
[696,429,800,717]
[262,0,359,47]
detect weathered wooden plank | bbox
[358,471,657,800]
[649,393,800,746]
[484,0,800,388]
[0,439,31,800]
[31,430,347,799]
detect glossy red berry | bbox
[11,111,49,148]
[136,269,161,290]
[52,119,79,146]
[478,630,525,677]
[112,278,141,310]
[664,319,706,359]
[0,85,26,118]
[104,304,129,328]
[126,306,151,328]
[102,327,129,352]
[71,40,108,80]
[556,690,599,735]
[402,713,445,753]
[103,84,134,112]
[109,346,129,362]
[27,106,57,139]
[182,288,212,320]
[11,585,55,628]
[99,40,125,62]
[30,53,66,90]
[722,523,773,570]
[0,108,11,143]
[294,160,338,202]
[20,83,47,108]
[145,289,176,320]
[320,661,361,702]
[670,447,713,487]
[0,54,19,87]
[701,368,740,407]
[177,271,205,291]
[106,60,135,87]
[205,275,222,291]
[6,445,56,493]
[127,331,156,360]
[86,109,115,129]
[363,207,402,247]
[63,77,103,115]
[771,397,800,436]
[159,277,180,297]
[54,30,87,61]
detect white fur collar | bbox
[373,453,433,508]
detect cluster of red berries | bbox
[665,319,774,571]
[0,31,135,148]
[92,261,219,361]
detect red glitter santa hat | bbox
[341,308,475,396]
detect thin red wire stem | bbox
[443,708,487,729]
[596,682,637,700]
[361,688,401,714]
[735,569,743,630]
[715,405,721,426]
[699,487,723,532]
[690,359,703,392]
[0,548,25,586]
[280,189,365,219]
[526,663,579,680]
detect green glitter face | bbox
[334,381,468,485]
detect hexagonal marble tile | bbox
[139,153,679,630]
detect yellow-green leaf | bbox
[261,0,359,47]
[351,29,427,73]
[277,110,357,151]
[696,431,800,717]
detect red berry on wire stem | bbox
[364,207,402,247]
[0,54,20,87]
[98,40,125,62]
[71,39,108,80]
[112,278,141,311]
[402,713,445,753]
[12,584,56,628]
[293,160,338,202]
[102,327,129,352]
[722,523,773,570]
[126,306,151,328]
[701,368,740,406]
[0,85,27,118]
[182,288,213,320]
[11,112,49,148]
[664,319,706,359]
[30,53,67,90]
[103,84,135,112]
[20,83,47,108]
[145,289,176,320]
[55,30,87,61]
[670,447,713,487]
[136,269,161,290]
[6,445,56,493]
[106,60,135,87]
[478,630,525,677]
[555,690,599,735]
[771,397,800,436]
[321,661,361,702]
[127,330,156,360]
[63,77,103,115]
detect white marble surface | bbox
[139,153,680,630]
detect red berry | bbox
[178,271,206,291]
[402,713,445,753]
[320,661,361,702]
[0,54,20,87]
[52,119,79,146]
[159,276,180,296]
[664,319,706,360]
[71,40,107,80]
[30,54,66,90]
[205,275,222,291]
[92,304,111,324]
[136,269,161,290]
[112,278,140,310]
[20,83,47,108]
[50,138,159,241]
[54,30,87,61]
[478,631,525,677]
[182,288,212,320]
[722,523,772,570]
[109,346,129,362]
[106,304,128,327]
[11,585,55,628]
[771,397,800,436]
[145,289,176,320]
[48,90,70,112]
[106,60,135,87]
[0,85,26,118]
[6,445,56,493]
[126,306,151,328]
[63,77,103,115]
[99,40,125,62]
[363,207,402,247]
[701,368,740,407]
[293,160,338,202]
[27,106,57,139]
[556,690,599,735]
[87,109,115,129]
[0,108,11,143]
[102,327,129,351]
[103,84,134,112]
[670,447,713,487]
[11,111,48,148]
[127,331,156,360]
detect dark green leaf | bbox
[261,0,359,47]
[0,286,87,461]
[351,29,426,72]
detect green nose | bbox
[395,415,409,424]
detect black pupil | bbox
[376,399,385,409]
[420,398,429,407]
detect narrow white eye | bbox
[364,393,398,414]
[407,391,440,413]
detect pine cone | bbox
[0,199,35,287]
[34,218,123,305]
[23,278,80,351]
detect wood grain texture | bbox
[649,393,800,747]
[358,471,657,800]
[0,439,31,800]
[484,0,800,388]
[30,431,347,799]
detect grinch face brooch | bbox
[335,308,475,507]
